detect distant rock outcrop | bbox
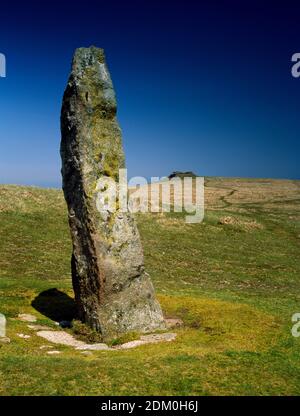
[168,171,198,179]
[60,46,165,339]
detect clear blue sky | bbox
[0,0,299,187]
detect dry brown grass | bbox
[129,177,300,214]
[218,215,264,231]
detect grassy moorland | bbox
[0,177,300,395]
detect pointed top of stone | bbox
[67,46,116,117]
[72,46,105,69]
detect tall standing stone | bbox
[60,47,165,339]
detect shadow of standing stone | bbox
[31,288,76,322]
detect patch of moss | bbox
[71,320,103,343]
[107,331,140,347]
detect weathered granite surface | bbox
[60,46,165,339]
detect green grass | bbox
[0,178,300,395]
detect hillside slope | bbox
[0,177,300,395]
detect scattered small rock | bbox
[0,337,10,344]
[47,350,61,355]
[17,313,37,323]
[17,333,31,339]
[39,345,54,350]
